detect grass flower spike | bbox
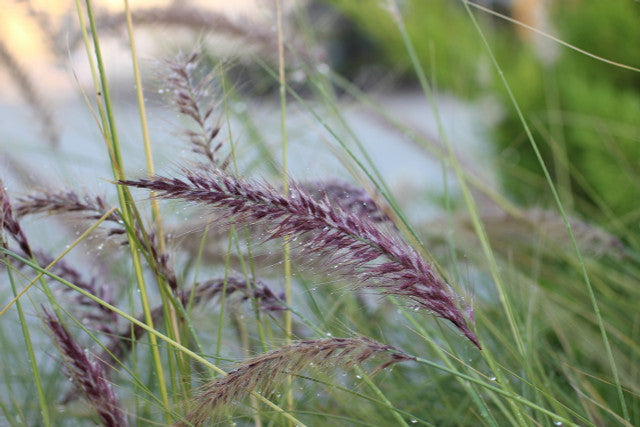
[43,309,128,427]
[178,337,414,425]
[122,168,480,348]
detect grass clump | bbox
[0,1,639,426]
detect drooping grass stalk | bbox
[459,1,630,421]
[0,248,306,427]
[121,169,479,347]
[177,337,414,426]
[80,0,170,414]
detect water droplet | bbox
[317,63,330,74]
[553,422,563,426]
[410,420,418,424]
[489,376,496,382]
[355,375,361,379]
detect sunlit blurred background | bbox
[0,0,271,100]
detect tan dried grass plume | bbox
[177,337,414,426]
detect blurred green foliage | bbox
[324,0,640,224]
[325,0,499,93]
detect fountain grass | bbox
[0,1,638,426]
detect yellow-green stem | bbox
[82,0,170,414]
[123,0,185,404]
[275,0,294,419]
[3,258,50,426]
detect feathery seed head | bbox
[121,169,480,348]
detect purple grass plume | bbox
[16,190,120,222]
[121,169,480,349]
[1,181,34,257]
[162,52,225,167]
[43,309,128,427]
[177,336,414,425]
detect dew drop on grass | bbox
[317,63,330,74]
[553,422,563,426]
[410,420,417,424]
[355,375,361,379]
[489,376,496,382]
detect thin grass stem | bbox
[82,0,171,415]
[384,2,531,424]
[275,0,295,420]
[123,3,183,395]
[2,258,50,426]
